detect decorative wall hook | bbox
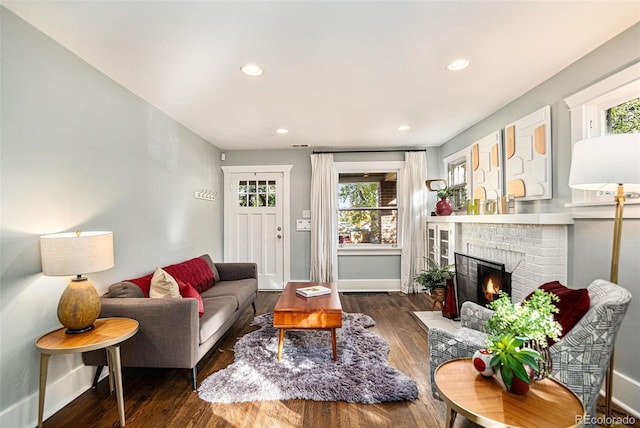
[195,188,216,201]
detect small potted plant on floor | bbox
[485,289,562,393]
[415,258,455,306]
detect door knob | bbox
[277,234,282,239]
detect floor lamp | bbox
[568,132,640,425]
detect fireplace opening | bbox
[477,264,511,308]
[454,252,512,317]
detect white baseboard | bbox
[337,279,401,292]
[610,369,640,419]
[0,363,97,428]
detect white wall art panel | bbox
[504,106,552,201]
[471,130,503,201]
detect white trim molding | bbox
[564,61,640,216]
[221,165,293,286]
[337,279,401,292]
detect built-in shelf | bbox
[427,213,574,225]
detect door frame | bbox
[222,165,292,287]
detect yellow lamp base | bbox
[57,276,101,334]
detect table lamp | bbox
[40,231,114,334]
[568,132,640,423]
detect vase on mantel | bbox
[435,197,453,216]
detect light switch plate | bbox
[302,210,311,218]
[296,219,311,231]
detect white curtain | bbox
[400,151,428,293]
[310,153,338,282]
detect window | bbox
[565,62,640,207]
[607,97,640,134]
[443,147,471,210]
[335,161,404,249]
[238,180,276,207]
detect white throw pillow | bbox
[149,268,181,298]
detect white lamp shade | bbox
[569,133,640,192]
[40,231,114,276]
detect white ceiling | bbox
[3,1,639,151]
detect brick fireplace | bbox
[429,214,572,304]
[458,222,568,302]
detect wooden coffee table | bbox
[273,281,342,361]
[434,358,585,428]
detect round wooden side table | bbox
[434,358,585,428]
[35,317,138,427]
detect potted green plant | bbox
[488,333,541,394]
[415,259,455,308]
[484,289,562,393]
[434,187,454,216]
[415,258,454,292]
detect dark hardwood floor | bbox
[42,292,637,428]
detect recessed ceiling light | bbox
[240,63,263,76]
[276,128,289,134]
[447,59,470,71]
[397,125,411,131]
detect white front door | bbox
[223,166,292,290]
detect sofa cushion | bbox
[150,268,181,298]
[200,278,258,311]
[164,257,215,294]
[105,281,145,298]
[178,279,204,317]
[200,254,221,283]
[199,296,237,345]
[526,281,590,340]
[126,273,154,297]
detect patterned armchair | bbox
[428,279,632,426]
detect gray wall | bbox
[440,23,640,410]
[223,149,441,281]
[0,9,223,426]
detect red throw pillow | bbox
[526,281,590,341]
[164,257,215,294]
[176,278,204,317]
[126,273,154,297]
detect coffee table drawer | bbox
[273,311,342,328]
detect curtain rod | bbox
[312,148,426,154]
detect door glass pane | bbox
[238,179,277,208]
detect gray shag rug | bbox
[198,312,418,403]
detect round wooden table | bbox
[434,358,585,428]
[36,317,138,427]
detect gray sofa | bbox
[82,255,258,390]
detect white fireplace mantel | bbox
[432,213,571,302]
[427,213,573,225]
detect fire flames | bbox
[484,278,500,300]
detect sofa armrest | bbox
[215,262,258,282]
[82,297,199,369]
[459,301,493,332]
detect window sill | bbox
[338,245,402,256]
[566,199,640,219]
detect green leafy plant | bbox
[486,289,562,348]
[488,333,541,390]
[485,290,562,388]
[436,186,453,199]
[415,258,455,291]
